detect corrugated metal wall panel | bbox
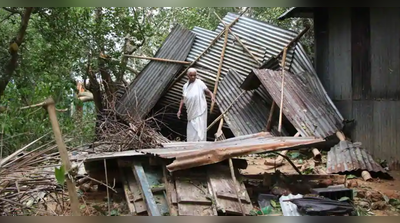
[314,7,330,93]
[370,7,400,100]
[328,8,352,101]
[350,101,374,155]
[372,101,400,163]
[312,7,400,168]
[351,7,371,100]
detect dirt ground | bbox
[241,154,400,216]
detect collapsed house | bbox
[75,11,392,216]
[1,11,394,216]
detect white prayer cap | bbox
[187,68,197,74]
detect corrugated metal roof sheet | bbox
[116,24,196,120]
[138,132,324,172]
[216,12,297,71]
[216,68,289,136]
[154,13,306,134]
[291,44,344,121]
[327,140,392,179]
[156,26,222,119]
[249,69,343,138]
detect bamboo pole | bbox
[277,47,288,134]
[42,97,81,216]
[167,7,250,92]
[214,12,262,66]
[210,26,229,113]
[262,26,311,133]
[124,55,191,65]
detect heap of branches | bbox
[92,88,170,152]
[0,139,78,216]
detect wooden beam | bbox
[131,162,161,216]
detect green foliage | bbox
[346,174,357,179]
[0,7,315,158]
[54,165,66,185]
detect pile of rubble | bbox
[0,11,397,216]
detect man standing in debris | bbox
[177,68,215,142]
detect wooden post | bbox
[278,47,288,134]
[43,97,80,216]
[210,26,229,113]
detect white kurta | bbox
[182,79,208,142]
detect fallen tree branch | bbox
[272,151,302,175]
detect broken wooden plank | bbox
[207,164,253,215]
[121,177,136,214]
[162,167,178,216]
[215,191,251,203]
[118,161,136,215]
[117,160,147,215]
[174,171,217,216]
[177,196,212,204]
[132,162,161,216]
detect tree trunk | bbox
[0,7,34,100]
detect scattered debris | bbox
[279,194,303,216]
[286,196,356,216]
[1,10,399,217]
